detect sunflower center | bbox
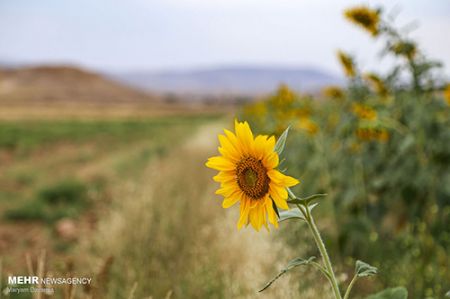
[244,169,258,187]
[236,156,270,200]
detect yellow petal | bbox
[268,170,299,187]
[266,197,279,228]
[259,204,267,229]
[282,175,299,187]
[218,146,239,162]
[248,197,258,209]
[266,136,276,151]
[235,120,254,155]
[249,208,260,231]
[267,203,278,228]
[269,185,289,210]
[213,171,235,183]
[218,134,241,161]
[253,135,269,160]
[206,156,236,171]
[223,129,242,155]
[222,192,242,208]
[237,199,250,229]
[263,152,279,169]
[216,183,239,197]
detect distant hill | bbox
[0,65,222,120]
[0,65,159,105]
[112,66,343,95]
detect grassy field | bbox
[0,116,216,272]
[0,114,323,299]
[0,116,216,214]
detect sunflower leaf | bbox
[278,209,305,222]
[274,126,290,156]
[259,256,315,292]
[279,203,318,223]
[307,202,319,213]
[287,193,327,205]
[355,260,378,277]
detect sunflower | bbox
[364,73,388,97]
[344,6,380,37]
[352,103,377,121]
[206,120,299,231]
[444,84,450,105]
[356,127,389,142]
[390,41,417,60]
[297,117,319,136]
[337,50,356,78]
[271,84,296,107]
[322,85,344,100]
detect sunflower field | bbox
[241,6,450,298]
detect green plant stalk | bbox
[300,204,342,299]
[343,274,358,299]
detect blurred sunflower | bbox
[364,73,388,97]
[206,120,299,231]
[297,117,319,136]
[243,101,267,125]
[344,6,380,36]
[390,41,417,60]
[443,84,450,105]
[337,50,356,78]
[322,85,344,100]
[272,84,296,107]
[356,127,389,142]
[352,103,377,121]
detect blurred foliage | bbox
[366,287,408,299]
[5,179,90,223]
[0,115,217,222]
[242,5,449,298]
[0,115,218,155]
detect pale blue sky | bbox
[1,0,449,75]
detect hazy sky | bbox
[1,0,449,76]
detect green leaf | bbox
[278,203,318,223]
[287,193,327,205]
[355,260,378,277]
[274,126,290,156]
[446,290,450,298]
[278,209,305,222]
[365,287,408,299]
[306,202,318,214]
[259,256,315,292]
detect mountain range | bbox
[110,66,342,95]
[0,60,343,96]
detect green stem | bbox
[310,261,333,283]
[300,204,342,299]
[343,275,358,299]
